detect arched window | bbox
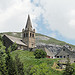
[24,33,25,37]
[26,33,28,37]
[30,33,32,37]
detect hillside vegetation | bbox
[1,32,75,49]
[11,50,62,75]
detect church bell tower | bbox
[22,15,35,49]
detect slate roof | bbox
[55,46,75,58]
[4,34,27,46]
[44,47,54,57]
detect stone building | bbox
[55,46,75,63]
[3,34,27,50]
[22,15,35,49]
[3,15,35,50]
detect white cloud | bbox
[1,0,75,40]
[38,0,75,39]
[0,0,42,32]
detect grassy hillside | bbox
[1,32,75,49]
[11,50,62,75]
[11,50,57,67]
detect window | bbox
[26,33,28,37]
[64,56,65,58]
[57,56,59,58]
[63,49,65,51]
[24,33,25,37]
[30,33,32,37]
[32,34,34,37]
[60,56,62,58]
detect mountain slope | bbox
[0,32,75,49]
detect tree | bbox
[0,35,2,41]
[34,49,47,59]
[5,50,17,75]
[15,54,24,75]
[63,58,74,75]
[0,41,7,75]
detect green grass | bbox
[10,50,63,75]
[11,50,58,68]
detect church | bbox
[3,15,35,50]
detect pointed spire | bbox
[25,15,32,31]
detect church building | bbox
[3,15,35,50]
[22,15,35,49]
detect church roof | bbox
[3,34,27,46]
[25,15,32,31]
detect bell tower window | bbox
[30,33,32,37]
[24,33,25,37]
[26,33,28,37]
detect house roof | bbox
[44,47,54,57]
[55,46,75,58]
[3,34,27,46]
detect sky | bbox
[0,0,75,45]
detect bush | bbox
[34,49,47,59]
[26,63,51,75]
[63,58,74,75]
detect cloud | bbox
[38,0,75,39]
[0,0,42,32]
[1,0,75,40]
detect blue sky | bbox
[0,0,75,45]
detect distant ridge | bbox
[0,32,75,49]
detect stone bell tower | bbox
[22,15,35,49]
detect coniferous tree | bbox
[5,50,17,75]
[15,54,24,75]
[0,41,7,75]
[0,61,8,75]
[63,58,74,75]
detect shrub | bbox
[63,58,74,75]
[34,49,47,59]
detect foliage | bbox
[8,42,17,51]
[0,35,2,41]
[5,50,17,75]
[10,50,62,75]
[63,58,74,75]
[26,63,63,75]
[15,54,24,75]
[0,41,7,75]
[29,63,51,75]
[34,49,47,59]
[72,63,75,75]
